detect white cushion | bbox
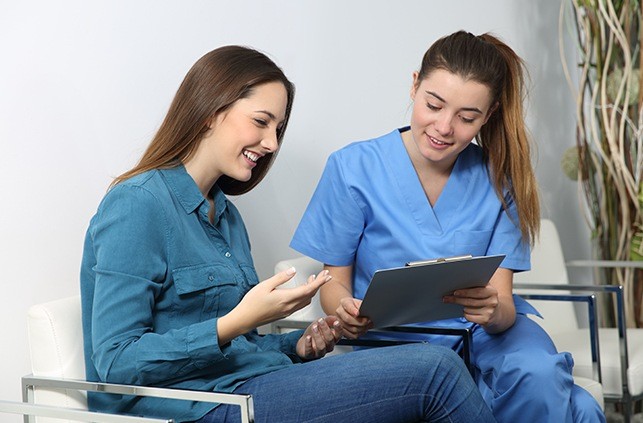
[275,256,325,321]
[551,328,643,397]
[27,296,87,422]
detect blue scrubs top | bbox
[291,128,536,319]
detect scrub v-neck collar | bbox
[385,127,474,236]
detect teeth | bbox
[243,151,259,162]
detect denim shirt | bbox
[80,165,302,422]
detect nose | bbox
[434,112,454,137]
[260,130,279,153]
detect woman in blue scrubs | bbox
[291,31,605,423]
[81,45,496,422]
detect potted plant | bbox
[560,0,642,327]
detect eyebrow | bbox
[426,91,484,114]
[256,110,276,119]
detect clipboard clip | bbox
[405,254,473,267]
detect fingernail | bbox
[325,275,332,282]
[318,318,324,324]
[286,267,296,276]
[312,325,319,333]
[333,321,341,327]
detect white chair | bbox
[23,295,254,423]
[514,219,643,421]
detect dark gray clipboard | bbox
[359,254,506,328]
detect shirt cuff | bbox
[187,318,226,368]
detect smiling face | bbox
[404,68,496,173]
[195,81,288,187]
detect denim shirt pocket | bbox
[239,264,260,291]
[454,230,493,257]
[172,264,241,319]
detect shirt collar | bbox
[160,165,227,217]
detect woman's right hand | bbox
[218,268,332,345]
[335,297,372,339]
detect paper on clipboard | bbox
[358,254,506,328]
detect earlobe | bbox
[410,71,420,99]
[205,115,216,131]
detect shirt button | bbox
[224,252,231,258]
[208,275,214,281]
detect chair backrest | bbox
[27,295,87,422]
[514,219,580,334]
[275,256,325,322]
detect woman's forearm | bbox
[319,280,352,315]
[319,265,354,315]
[482,294,516,334]
[216,308,255,346]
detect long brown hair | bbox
[417,30,540,243]
[111,45,295,195]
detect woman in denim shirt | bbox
[80,45,495,423]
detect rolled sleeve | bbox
[291,153,365,265]
[488,194,531,272]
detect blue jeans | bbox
[196,343,495,423]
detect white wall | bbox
[0,0,589,415]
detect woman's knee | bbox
[486,348,574,399]
[394,343,470,379]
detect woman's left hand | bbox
[443,284,500,326]
[296,316,343,360]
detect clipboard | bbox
[359,254,505,328]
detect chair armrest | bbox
[514,281,628,391]
[0,399,170,423]
[271,319,473,374]
[566,259,643,269]
[22,375,254,423]
[513,288,602,384]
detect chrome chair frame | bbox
[1,399,170,423]
[515,287,602,383]
[565,260,642,419]
[21,375,254,423]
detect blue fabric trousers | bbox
[467,315,605,423]
[196,343,495,423]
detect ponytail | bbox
[418,31,540,243]
[478,33,540,244]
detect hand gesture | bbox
[233,268,332,330]
[296,316,343,360]
[334,297,373,339]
